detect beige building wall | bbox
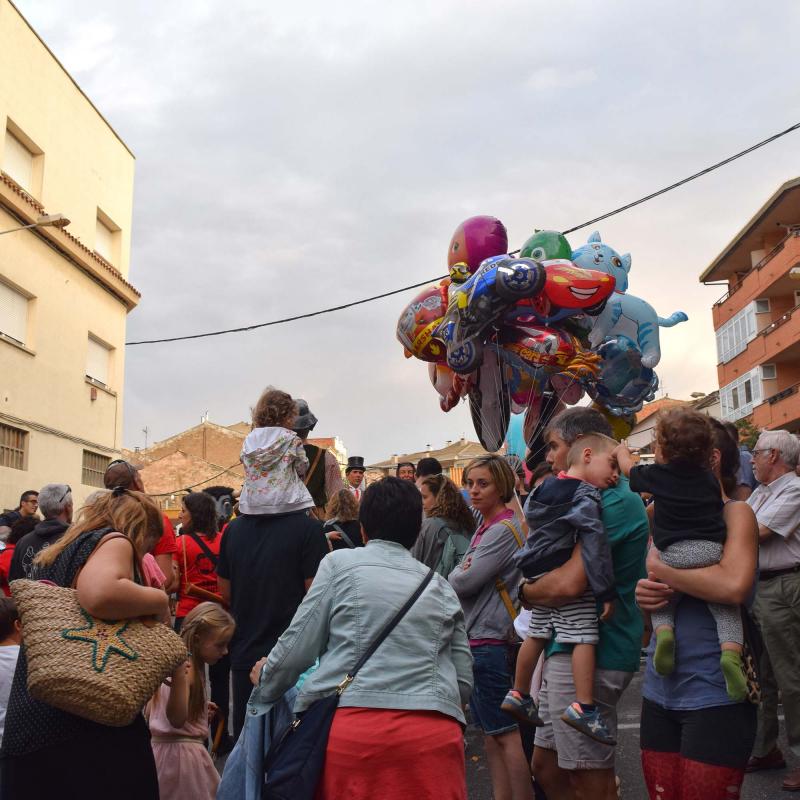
[0,0,138,511]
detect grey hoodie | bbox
[519,476,616,603]
[448,514,523,640]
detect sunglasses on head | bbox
[58,485,71,504]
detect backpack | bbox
[435,526,471,578]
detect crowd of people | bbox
[0,384,798,800]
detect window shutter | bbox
[0,282,28,343]
[3,132,33,191]
[86,337,110,385]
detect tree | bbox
[735,418,760,450]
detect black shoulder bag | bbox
[330,523,356,549]
[185,531,219,567]
[262,567,435,800]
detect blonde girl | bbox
[149,602,236,800]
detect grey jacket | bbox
[520,476,616,603]
[257,539,473,724]
[448,515,523,640]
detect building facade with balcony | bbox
[700,178,800,432]
[0,0,138,510]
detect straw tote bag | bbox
[11,533,187,727]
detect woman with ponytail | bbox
[412,474,475,577]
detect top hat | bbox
[292,399,318,433]
[345,456,365,473]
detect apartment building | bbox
[700,177,800,431]
[0,0,139,509]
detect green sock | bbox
[720,650,747,701]
[653,628,676,675]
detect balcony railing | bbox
[759,301,800,338]
[713,231,799,307]
[766,382,800,406]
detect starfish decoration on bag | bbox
[62,610,139,672]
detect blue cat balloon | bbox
[572,232,688,368]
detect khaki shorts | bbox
[533,653,633,770]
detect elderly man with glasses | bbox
[745,430,800,791]
[8,484,73,581]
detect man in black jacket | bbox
[9,484,72,580]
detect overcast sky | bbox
[16,0,800,463]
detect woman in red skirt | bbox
[251,477,472,800]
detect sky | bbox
[15,0,800,463]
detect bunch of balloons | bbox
[396,216,688,453]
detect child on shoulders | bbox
[239,388,315,515]
[502,434,619,745]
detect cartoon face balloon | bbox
[571,231,631,294]
[519,230,572,262]
[396,282,448,363]
[586,335,659,416]
[447,216,508,274]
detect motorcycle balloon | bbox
[586,335,659,416]
[468,348,511,453]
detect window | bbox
[95,210,120,265]
[761,363,777,380]
[0,281,28,345]
[82,450,110,487]
[720,368,764,422]
[86,336,111,386]
[0,423,27,470]
[2,130,33,191]
[715,303,756,364]
[754,298,771,314]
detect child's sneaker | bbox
[500,690,543,727]
[560,702,616,745]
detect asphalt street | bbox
[465,668,795,799]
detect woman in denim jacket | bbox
[251,477,473,800]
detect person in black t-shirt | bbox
[615,408,746,701]
[217,510,328,737]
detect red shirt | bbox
[0,543,14,597]
[174,530,224,618]
[153,514,177,556]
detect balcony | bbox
[712,232,800,328]
[753,381,800,431]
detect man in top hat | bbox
[292,399,345,520]
[346,457,366,501]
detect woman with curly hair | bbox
[239,387,315,516]
[322,489,364,551]
[412,474,475,577]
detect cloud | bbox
[13,0,800,461]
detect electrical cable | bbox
[125,121,800,346]
[147,462,242,497]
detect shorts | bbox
[469,644,518,736]
[534,653,632,770]
[528,589,598,645]
[640,697,757,769]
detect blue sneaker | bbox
[500,690,543,727]
[560,702,616,745]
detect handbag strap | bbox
[338,567,435,694]
[330,523,356,549]
[495,519,525,622]
[185,531,218,568]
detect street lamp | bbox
[0,213,70,236]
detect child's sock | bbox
[720,650,747,701]
[653,628,676,675]
[577,703,596,714]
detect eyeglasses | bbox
[58,485,72,504]
[752,448,774,457]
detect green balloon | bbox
[519,230,571,261]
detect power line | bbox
[147,462,242,497]
[126,121,800,346]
